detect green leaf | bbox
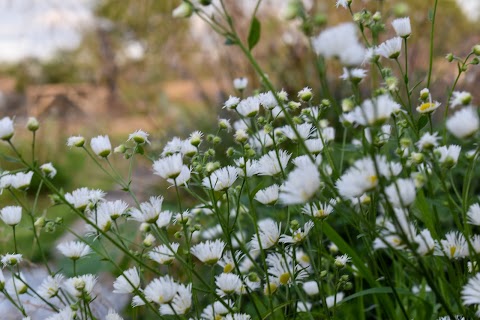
[0,153,21,163]
[417,115,428,130]
[248,17,261,51]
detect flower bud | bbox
[35,217,46,228]
[445,53,454,62]
[27,117,39,132]
[172,2,193,18]
[114,144,127,153]
[473,45,480,56]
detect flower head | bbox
[446,106,479,139]
[144,276,178,304]
[57,241,91,260]
[91,135,112,157]
[0,206,22,226]
[392,17,411,38]
[37,274,64,299]
[202,166,238,191]
[113,267,141,294]
[191,239,225,265]
[128,130,150,144]
[279,162,321,205]
[0,117,14,141]
[376,37,402,59]
[67,135,85,147]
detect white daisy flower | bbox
[302,281,319,296]
[391,17,411,38]
[202,166,238,191]
[235,158,260,177]
[450,91,472,109]
[434,231,467,259]
[129,196,164,223]
[339,67,367,82]
[334,254,351,268]
[65,187,105,211]
[224,96,240,109]
[233,77,248,90]
[305,139,325,154]
[66,135,85,147]
[10,171,34,190]
[45,307,75,320]
[37,274,64,299]
[446,106,479,138]
[57,241,91,260]
[6,273,27,295]
[462,273,480,317]
[257,150,291,176]
[250,219,281,251]
[128,129,149,144]
[279,221,314,244]
[148,243,179,265]
[385,178,416,207]
[255,185,280,205]
[144,276,178,304]
[326,292,345,308]
[258,91,277,110]
[191,239,225,265]
[417,100,441,114]
[113,267,141,294]
[106,309,124,320]
[376,37,402,59]
[279,162,321,204]
[1,253,23,267]
[215,273,242,296]
[237,96,260,117]
[468,203,480,225]
[345,94,400,126]
[90,135,112,158]
[96,200,128,220]
[266,252,308,285]
[162,137,183,156]
[434,145,461,166]
[85,207,112,234]
[201,300,234,319]
[416,132,439,150]
[63,274,97,298]
[414,229,435,256]
[336,0,349,9]
[40,163,57,178]
[0,206,22,226]
[159,283,192,315]
[153,153,184,180]
[302,200,336,219]
[0,117,14,141]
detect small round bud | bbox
[27,117,39,131]
[172,2,193,18]
[320,270,328,278]
[473,45,480,56]
[114,144,127,154]
[410,152,424,164]
[344,282,353,290]
[226,147,234,157]
[34,217,46,228]
[139,222,150,233]
[290,219,300,231]
[174,231,183,239]
[212,136,221,145]
[288,101,301,110]
[342,98,354,112]
[372,11,381,22]
[321,99,331,108]
[298,87,313,102]
[445,53,454,62]
[234,129,248,143]
[472,57,480,65]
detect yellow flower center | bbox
[279,273,291,285]
[369,175,378,186]
[450,246,457,258]
[419,102,435,112]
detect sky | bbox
[0,0,95,63]
[0,0,477,63]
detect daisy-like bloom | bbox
[189,130,203,147]
[266,252,308,286]
[302,200,336,219]
[66,135,85,147]
[258,91,277,110]
[128,129,149,144]
[450,91,472,109]
[468,203,480,225]
[297,87,313,101]
[156,210,173,228]
[0,117,14,141]
[65,187,106,211]
[339,67,367,83]
[10,171,34,190]
[336,155,401,199]
[447,106,480,138]
[415,229,435,256]
[113,267,141,294]
[0,205,22,226]
[434,145,461,167]
[391,17,411,38]
[202,166,238,191]
[249,130,274,150]
[153,153,184,180]
[235,158,260,177]
[159,283,192,315]
[279,123,313,141]
[224,314,252,320]
[325,292,345,308]
[434,231,467,259]
[106,309,124,320]
[162,137,183,156]
[234,129,249,143]
[216,273,242,296]
[237,96,260,117]
[40,163,57,178]
[201,300,234,319]
[144,276,178,304]
[90,135,112,157]
[292,155,322,168]
[416,132,439,151]
[129,196,164,223]
[233,77,248,91]
[63,274,97,299]
[312,23,366,66]
[37,274,64,299]
[385,178,416,207]
[257,150,291,176]
[363,46,379,65]
[97,200,128,220]
[462,273,480,317]
[417,100,441,114]
[279,161,321,205]
[191,239,225,265]
[57,241,91,260]
[250,219,281,251]
[224,96,240,110]
[303,281,319,296]
[85,208,112,235]
[345,94,401,126]
[305,139,324,154]
[470,235,480,254]
[255,185,280,205]
[45,307,75,320]
[148,243,179,265]
[181,139,196,157]
[334,254,351,268]
[376,37,402,59]
[336,0,349,9]
[280,221,315,244]
[6,273,27,295]
[1,253,23,267]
